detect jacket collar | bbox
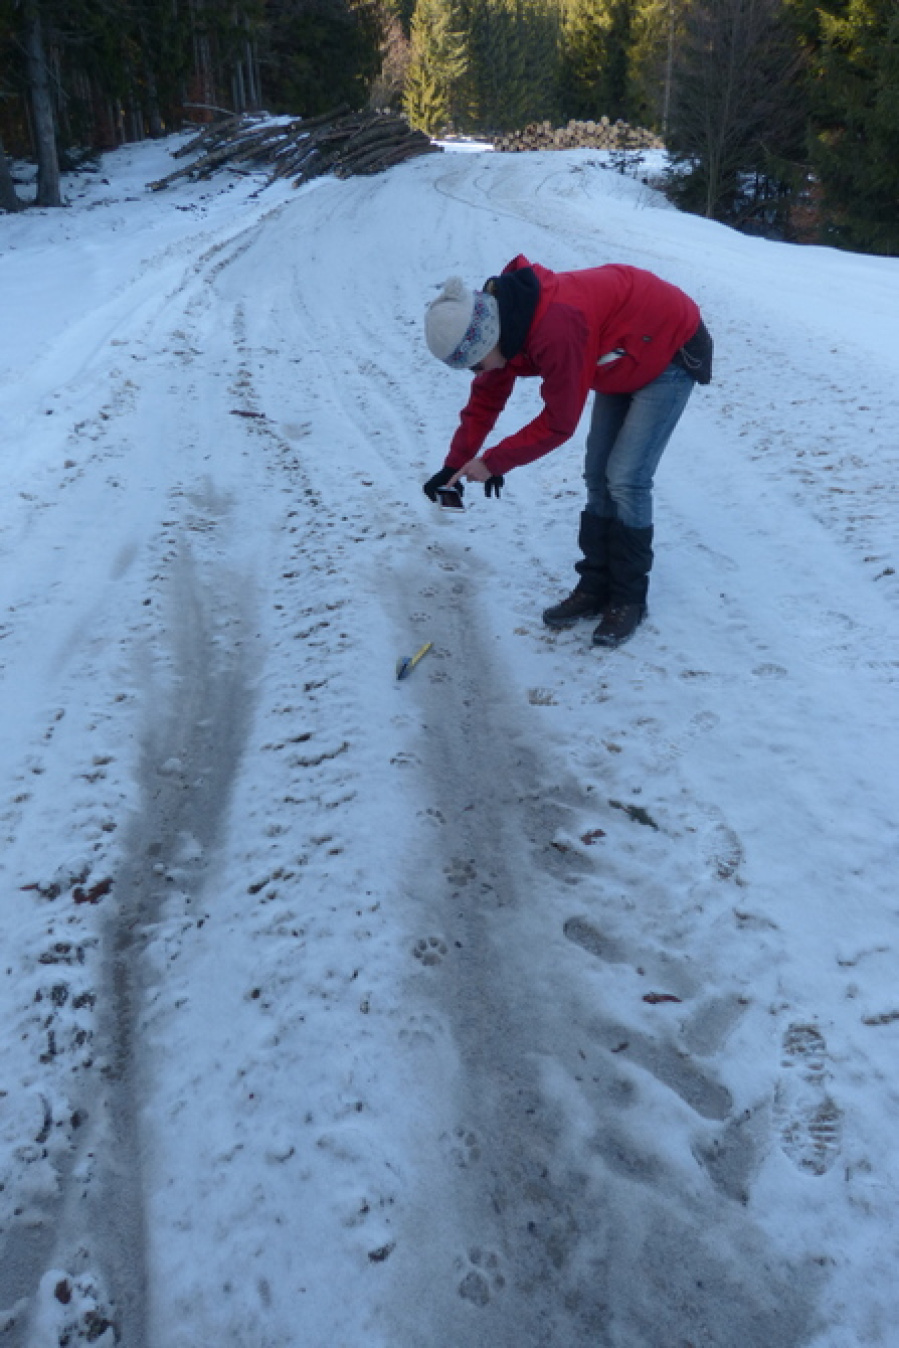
[485,263,541,359]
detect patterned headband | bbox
[446,291,499,369]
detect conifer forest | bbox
[1,0,897,254]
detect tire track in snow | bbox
[86,541,258,1348]
[232,178,825,1343]
[174,152,896,1343]
[0,214,271,1346]
[381,541,821,1348]
[16,544,258,1348]
[71,225,273,1345]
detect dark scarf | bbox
[485,266,541,360]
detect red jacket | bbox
[446,256,700,476]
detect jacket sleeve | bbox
[480,305,591,476]
[444,365,518,469]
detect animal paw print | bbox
[396,1010,444,1048]
[413,936,448,967]
[752,662,788,680]
[444,858,477,887]
[449,1126,481,1169]
[456,1247,505,1306]
[774,1022,843,1176]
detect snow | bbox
[1,131,899,1347]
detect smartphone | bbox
[436,486,465,510]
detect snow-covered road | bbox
[2,137,899,1347]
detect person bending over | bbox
[423,255,712,648]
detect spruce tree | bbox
[560,0,632,122]
[628,0,687,132]
[404,0,468,132]
[463,0,559,131]
[261,0,380,116]
[513,0,562,127]
[799,0,899,254]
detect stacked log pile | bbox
[494,117,663,153]
[147,107,440,192]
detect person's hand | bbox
[483,475,504,498]
[423,466,455,501]
[448,457,491,487]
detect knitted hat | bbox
[425,277,501,370]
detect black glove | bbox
[423,466,456,502]
[484,475,504,499]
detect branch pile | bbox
[494,118,663,153]
[147,108,441,192]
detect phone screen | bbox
[437,487,465,510]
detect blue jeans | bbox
[584,363,694,529]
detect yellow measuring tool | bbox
[396,641,433,681]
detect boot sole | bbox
[592,629,637,648]
[543,611,604,630]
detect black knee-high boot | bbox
[543,511,610,628]
[608,520,653,605]
[593,521,653,647]
[574,511,611,597]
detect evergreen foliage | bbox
[262,0,381,116]
[465,0,561,132]
[403,0,468,131]
[626,0,683,131]
[794,0,899,254]
[561,0,632,121]
[665,0,808,234]
[2,0,898,253]
[0,0,383,167]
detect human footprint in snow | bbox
[422,257,713,647]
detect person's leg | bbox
[602,364,693,530]
[542,510,610,627]
[583,390,630,519]
[573,511,610,594]
[543,392,626,628]
[593,365,693,646]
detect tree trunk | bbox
[246,41,261,110]
[662,0,675,135]
[0,138,25,212]
[23,0,62,207]
[233,59,246,114]
[137,13,165,137]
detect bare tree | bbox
[666,0,806,225]
[369,3,411,111]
